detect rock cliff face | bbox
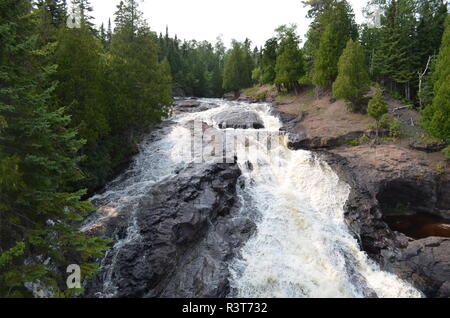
[86,163,255,298]
[273,110,450,298]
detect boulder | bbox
[213,110,265,130]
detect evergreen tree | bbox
[54,26,109,145]
[261,37,279,84]
[368,84,388,140]
[302,0,336,75]
[374,0,416,98]
[312,0,358,89]
[274,25,305,94]
[0,0,108,297]
[36,0,67,28]
[222,40,254,97]
[422,14,450,143]
[110,0,172,130]
[332,39,371,112]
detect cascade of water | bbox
[84,99,422,298]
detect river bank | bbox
[239,85,450,297]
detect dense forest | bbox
[0,0,449,297]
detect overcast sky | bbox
[89,0,369,47]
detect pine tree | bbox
[261,37,278,84]
[274,25,305,94]
[302,0,337,76]
[0,0,108,297]
[368,84,388,140]
[422,14,450,143]
[36,0,67,28]
[110,0,172,129]
[54,26,109,145]
[222,40,254,97]
[332,39,371,112]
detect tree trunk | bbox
[376,120,379,144]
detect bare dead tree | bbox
[418,55,433,108]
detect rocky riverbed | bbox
[83,97,448,298]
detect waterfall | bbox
[83,98,422,298]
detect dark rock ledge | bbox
[86,163,256,298]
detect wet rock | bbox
[223,92,238,101]
[317,150,450,298]
[409,141,447,153]
[86,163,256,298]
[213,110,265,130]
[173,100,215,114]
[384,237,450,298]
[174,100,201,108]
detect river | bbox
[82,98,422,298]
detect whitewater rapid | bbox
[84,98,422,298]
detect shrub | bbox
[443,146,450,160]
[255,91,267,102]
[435,164,445,175]
[389,119,402,138]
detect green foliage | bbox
[222,40,254,95]
[159,33,225,97]
[49,0,173,191]
[274,25,305,93]
[54,27,110,143]
[389,118,402,138]
[332,39,371,111]
[368,84,388,138]
[312,0,358,88]
[422,15,450,143]
[252,67,263,85]
[443,146,450,160]
[254,91,268,102]
[261,37,279,84]
[363,0,447,103]
[368,85,389,121]
[0,0,109,297]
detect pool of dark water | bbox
[384,213,450,240]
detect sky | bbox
[89,0,369,47]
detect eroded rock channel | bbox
[82,99,447,298]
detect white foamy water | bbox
[84,98,422,298]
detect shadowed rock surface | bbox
[86,163,256,298]
[384,237,450,298]
[317,144,450,298]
